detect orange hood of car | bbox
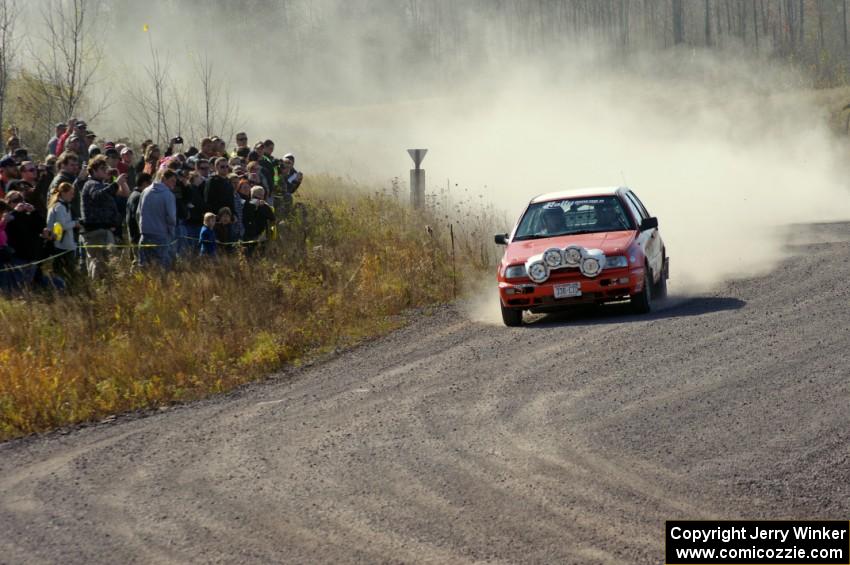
[503,230,636,265]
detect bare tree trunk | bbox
[0,0,18,154]
[672,0,684,44]
[753,0,759,50]
[192,53,240,143]
[619,0,629,48]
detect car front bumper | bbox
[498,267,646,311]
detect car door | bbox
[623,191,663,281]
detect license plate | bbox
[554,282,582,299]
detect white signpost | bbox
[407,149,428,209]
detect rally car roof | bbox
[529,186,627,204]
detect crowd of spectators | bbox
[0,119,304,291]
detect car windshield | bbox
[513,196,634,240]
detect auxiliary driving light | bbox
[563,245,584,266]
[527,261,549,283]
[543,248,563,268]
[580,249,606,278]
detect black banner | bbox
[666,521,850,564]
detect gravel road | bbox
[2,223,850,564]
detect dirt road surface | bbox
[2,224,850,564]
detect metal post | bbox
[407,149,428,209]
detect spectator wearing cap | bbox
[9,162,42,214]
[0,156,18,197]
[12,148,29,165]
[203,157,233,216]
[138,169,177,269]
[64,121,89,164]
[47,123,67,156]
[55,118,76,156]
[79,155,130,279]
[49,152,82,219]
[104,147,120,171]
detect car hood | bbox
[503,231,636,265]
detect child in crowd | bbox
[214,207,233,249]
[199,212,217,256]
[45,182,79,283]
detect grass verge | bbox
[0,175,500,441]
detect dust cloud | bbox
[24,2,850,312]
[258,48,850,322]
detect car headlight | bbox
[563,245,584,266]
[504,265,527,279]
[604,255,628,269]
[543,248,562,268]
[527,261,549,283]
[580,249,606,277]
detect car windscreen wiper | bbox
[512,234,551,241]
[561,229,599,236]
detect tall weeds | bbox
[0,175,502,440]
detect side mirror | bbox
[494,233,509,245]
[640,217,658,231]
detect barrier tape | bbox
[0,236,272,274]
[0,249,74,273]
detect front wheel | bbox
[630,271,652,314]
[501,304,523,327]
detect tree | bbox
[29,0,106,126]
[0,0,18,153]
[672,0,685,45]
[192,53,239,142]
[123,38,174,146]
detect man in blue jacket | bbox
[138,169,177,270]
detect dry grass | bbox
[0,175,502,441]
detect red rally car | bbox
[494,187,669,327]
